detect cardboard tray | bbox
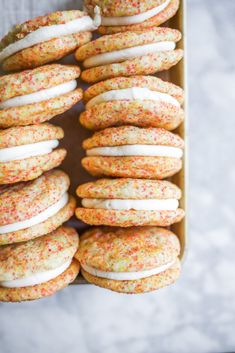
[50,0,187,284]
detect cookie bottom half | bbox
[76,208,185,227]
[82,156,182,179]
[0,259,80,302]
[0,149,66,184]
[81,259,180,294]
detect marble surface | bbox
[0,0,235,352]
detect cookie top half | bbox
[93,0,180,35]
[0,226,78,281]
[83,75,184,105]
[76,226,180,272]
[0,169,69,226]
[77,178,181,200]
[0,11,90,51]
[85,0,169,17]
[83,126,184,150]
[0,64,81,103]
[0,123,63,148]
[76,27,181,62]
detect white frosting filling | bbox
[0,9,101,62]
[86,87,180,109]
[101,0,171,26]
[0,259,71,288]
[83,41,176,68]
[86,145,183,158]
[0,140,59,162]
[0,80,77,109]
[0,193,69,234]
[81,198,179,211]
[82,260,174,280]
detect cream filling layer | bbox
[101,0,171,26]
[0,193,69,234]
[0,80,77,109]
[0,259,72,288]
[86,145,183,158]
[0,140,59,162]
[81,198,179,211]
[86,87,180,108]
[82,260,174,280]
[83,41,176,68]
[0,9,101,63]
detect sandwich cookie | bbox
[80,75,184,130]
[0,64,82,128]
[0,170,76,245]
[0,124,66,184]
[85,0,180,34]
[76,226,181,294]
[76,178,185,227]
[0,9,101,71]
[82,126,184,179]
[0,226,79,302]
[75,28,183,83]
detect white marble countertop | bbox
[0,0,235,352]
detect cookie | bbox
[82,126,184,179]
[0,124,66,184]
[76,178,185,227]
[75,28,183,83]
[76,226,180,294]
[0,64,82,128]
[0,226,79,302]
[85,0,180,34]
[0,10,101,71]
[0,170,76,245]
[80,75,184,130]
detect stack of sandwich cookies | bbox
[82,126,184,179]
[0,170,76,245]
[85,0,180,34]
[75,28,183,83]
[0,64,82,128]
[76,178,185,227]
[0,124,66,184]
[80,76,184,130]
[76,226,180,294]
[0,9,101,71]
[0,9,98,297]
[72,0,185,291]
[0,226,79,302]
